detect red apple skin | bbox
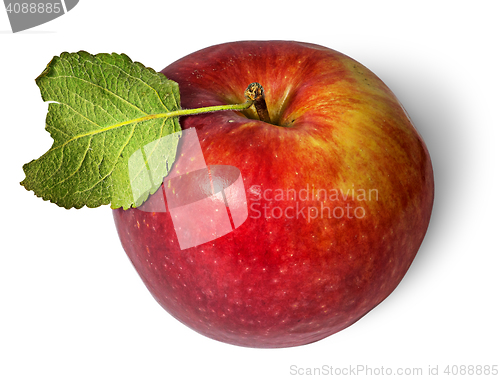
[112,41,434,348]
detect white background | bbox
[1,1,499,378]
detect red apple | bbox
[112,41,434,348]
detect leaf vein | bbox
[75,122,137,197]
[45,136,93,191]
[44,74,147,116]
[100,60,172,113]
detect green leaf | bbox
[21,51,182,210]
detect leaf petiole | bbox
[112,89,256,136]
[147,97,254,122]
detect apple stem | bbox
[244,82,272,123]
[131,83,271,125]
